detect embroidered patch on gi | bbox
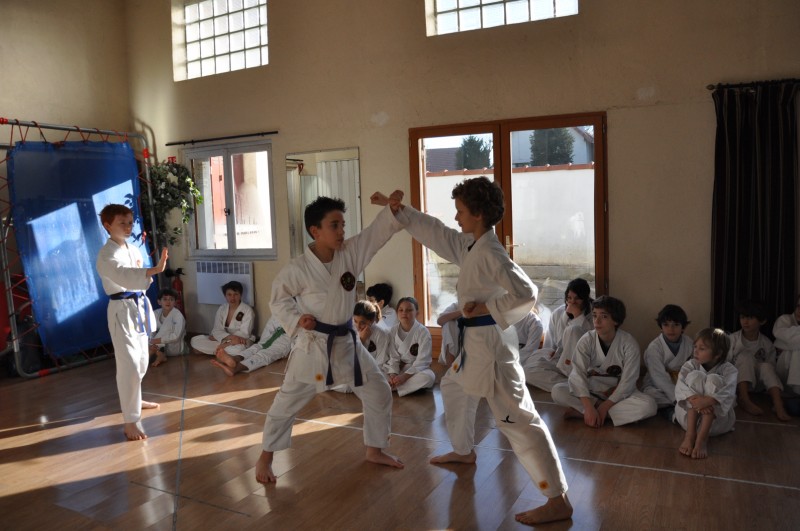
[410,343,419,356]
[368,341,377,353]
[340,271,356,291]
[236,312,244,321]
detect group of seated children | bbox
[523,282,800,459]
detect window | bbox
[183,140,276,258]
[425,0,578,36]
[172,0,268,81]
[409,113,606,331]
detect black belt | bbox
[109,291,151,334]
[314,319,362,387]
[455,314,497,372]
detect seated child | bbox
[149,288,187,367]
[676,328,737,459]
[190,280,255,355]
[516,309,545,364]
[524,278,593,391]
[367,282,397,331]
[331,300,392,393]
[641,304,694,418]
[385,296,436,396]
[210,316,290,376]
[773,294,800,397]
[552,295,657,427]
[728,299,790,421]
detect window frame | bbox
[425,0,579,36]
[182,139,277,260]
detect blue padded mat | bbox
[7,141,156,357]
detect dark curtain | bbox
[711,81,799,335]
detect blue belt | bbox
[314,318,362,387]
[456,314,497,372]
[109,291,151,334]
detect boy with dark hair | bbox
[552,295,658,427]
[96,203,168,441]
[728,299,790,420]
[366,282,397,330]
[255,196,405,483]
[642,304,694,419]
[149,287,186,366]
[375,177,573,526]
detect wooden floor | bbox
[1,354,798,531]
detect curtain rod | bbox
[706,78,800,90]
[165,130,278,146]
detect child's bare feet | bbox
[366,447,404,469]
[691,438,708,459]
[142,401,160,410]
[515,493,573,526]
[429,450,477,464]
[740,400,763,415]
[255,451,277,483]
[215,349,238,369]
[152,352,168,367]
[210,359,236,377]
[124,421,147,441]
[775,407,792,422]
[679,433,694,456]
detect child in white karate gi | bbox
[676,328,737,459]
[96,204,167,441]
[149,288,186,367]
[524,278,593,391]
[437,301,461,369]
[774,295,800,398]
[331,300,391,393]
[190,280,255,355]
[385,296,435,396]
[255,197,404,484]
[210,316,290,376]
[376,178,572,526]
[728,299,790,421]
[641,304,694,419]
[367,282,397,331]
[551,295,658,427]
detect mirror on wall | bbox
[286,147,361,259]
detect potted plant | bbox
[141,159,203,246]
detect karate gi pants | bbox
[109,300,149,424]
[551,382,657,427]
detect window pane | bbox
[199,18,214,39]
[260,26,268,44]
[244,7,259,28]
[243,0,258,7]
[201,57,215,76]
[198,0,214,20]
[186,22,200,42]
[483,4,505,27]
[261,45,268,65]
[556,0,579,17]
[213,0,228,16]
[438,0,458,11]
[187,60,202,79]
[459,7,481,31]
[244,27,260,48]
[184,4,199,23]
[229,11,244,32]
[437,12,459,34]
[200,38,214,58]
[215,34,229,54]
[231,151,273,249]
[506,0,529,24]
[230,31,244,51]
[193,156,229,250]
[232,0,245,10]
[245,47,260,68]
[459,0,480,7]
[230,51,245,70]
[216,54,230,73]
[187,41,201,61]
[214,15,228,34]
[530,0,554,21]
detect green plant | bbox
[141,160,203,246]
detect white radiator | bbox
[195,261,255,306]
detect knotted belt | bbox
[260,327,286,349]
[456,314,497,372]
[314,319,362,387]
[109,291,151,334]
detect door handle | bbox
[504,235,520,254]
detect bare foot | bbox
[740,400,763,415]
[429,450,477,464]
[256,451,277,484]
[211,359,236,377]
[366,447,404,469]
[691,439,708,459]
[124,421,147,441]
[215,349,238,369]
[152,352,168,367]
[516,493,573,526]
[679,433,694,456]
[142,401,160,410]
[775,406,792,422]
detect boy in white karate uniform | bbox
[96,204,167,441]
[367,282,397,331]
[524,278,593,391]
[515,309,544,364]
[377,178,572,526]
[211,316,290,376]
[149,288,186,367]
[255,197,404,483]
[727,299,790,421]
[385,296,436,396]
[641,304,694,419]
[552,295,657,427]
[773,294,800,397]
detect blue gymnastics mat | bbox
[7,141,156,358]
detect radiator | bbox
[195,261,255,306]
